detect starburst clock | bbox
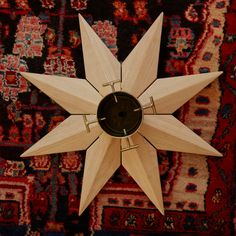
[21,13,222,215]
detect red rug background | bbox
[0,0,235,235]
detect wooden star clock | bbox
[20,13,222,215]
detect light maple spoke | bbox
[79,133,120,215]
[121,133,164,214]
[138,72,222,114]
[139,115,222,156]
[21,115,102,157]
[79,14,121,96]
[121,13,163,98]
[21,72,102,114]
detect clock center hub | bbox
[97,91,143,137]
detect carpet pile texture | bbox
[0,0,235,235]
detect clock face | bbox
[97,91,143,137]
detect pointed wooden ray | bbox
[79,14,121,96]
[121,133,164,214]
[138,71,222,114]
[139,115,222,156]
[121,13,163,98]
[21,115,102,157]
[21,72,102,114]
[79,133,120,215]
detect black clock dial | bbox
[97,91,143,137]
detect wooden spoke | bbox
[121,133,164,214]
[139,115,222,156]
[121,13,163,98]
[79,14,121,96]
[138,72,222,114]
[21,72,102,114]
[21,115,102,157]
[79,133,120,215]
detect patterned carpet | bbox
[0,0,235,235]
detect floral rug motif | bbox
[0,0,235,235]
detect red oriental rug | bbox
[0,0,235,235]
